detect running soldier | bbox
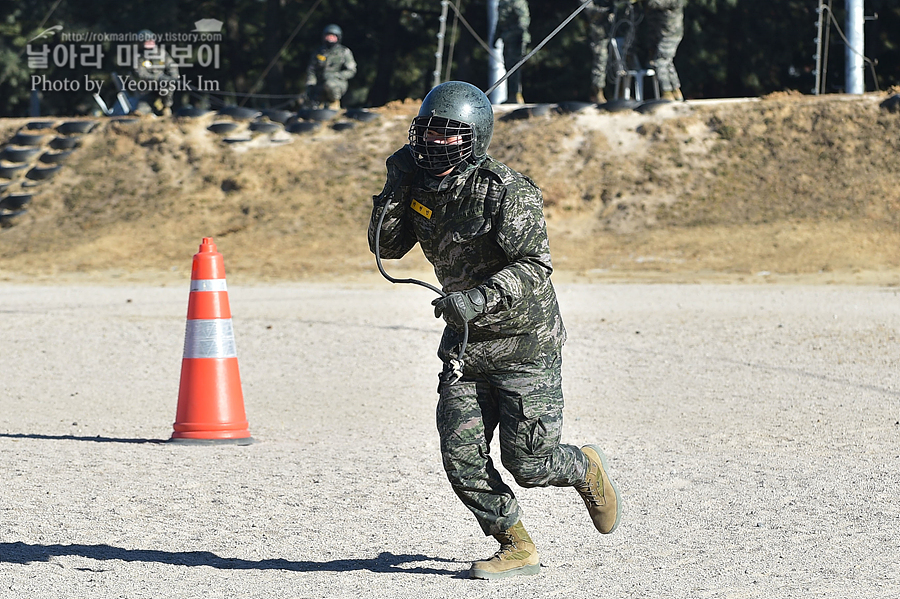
[368,81,622,579]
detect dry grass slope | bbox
[0,93,898,284]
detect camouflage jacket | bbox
[134,49,179,81]
[368,147,566,354]
[305,44,357,87]
[646,0,684,10]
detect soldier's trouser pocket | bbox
[492,354,582,487]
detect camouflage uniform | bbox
[645,0,684,93]
[584,0,615,99]
[134,47,179,112]
[305,43,357,106]
[368,148,590,535]
[496,0,531,102]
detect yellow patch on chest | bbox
[410,199,432,219]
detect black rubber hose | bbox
[373,201,469,365]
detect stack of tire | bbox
[499,102,598,122]
[201,106,311,144]
[201,104,380,139]
[500,104,554,121]
[251,109,292,140]
[0,119,95,227]
[287,107,379,134]
[203,106,257,143]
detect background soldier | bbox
[133,29,179,116]
[645,0,685,100]
[583,0,615,103]
[368,81,622,580]
[304,24,357,110]
[496,0,531,103]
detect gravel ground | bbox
[1,280,898,598]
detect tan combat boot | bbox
[673,87,684,101]
[469,520,540,579]
[661,89,676,101]
[575,445,622,534]
[326,100,341,110]
[589,88,606,103]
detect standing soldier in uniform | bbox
[368,81,622,580]
[304,24,357,110]
[496,0,531,104]
[133,29,179,116]
[583,0,615,103]
[645,0,685,101]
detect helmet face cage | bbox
[408,115,475,173]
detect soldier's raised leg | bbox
[490,354,623,534]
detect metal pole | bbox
[434,0,450,89]
[444,2,460,81]
[487,0,506,104]
[845,0,864,94]
[30,90,41,117]
[822,0,833,93]
[813,0,824,94]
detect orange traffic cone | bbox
[170,237,253,444]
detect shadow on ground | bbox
[0,542,463,576]
[0,433,165,444]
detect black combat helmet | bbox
[322,24,342,44]
[408,81,494,174]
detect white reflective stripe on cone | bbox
[190,279,228,292]
[183,319,238,358]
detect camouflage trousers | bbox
[645,0,684,92]
[436,337,588,536]
[587,6,614,93]
[500,28,528,99]
[311,78,348,104]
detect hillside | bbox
[1,92,899,285]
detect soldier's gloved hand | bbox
[386,145,416,176]
[432,288,486,328]
[375,145,417,208]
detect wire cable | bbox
[445,1,502,62]
[607,3,639,83]
[820,0,834,94]
[239,0,325,107]
[486,0,594,95]
[373,199,469,375]
[17,0,65,57]
[444,0,462,81]
[819,4,880,92]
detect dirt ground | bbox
[1,282,898,598]
[2,95,899,597]
[1,91,899,285]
